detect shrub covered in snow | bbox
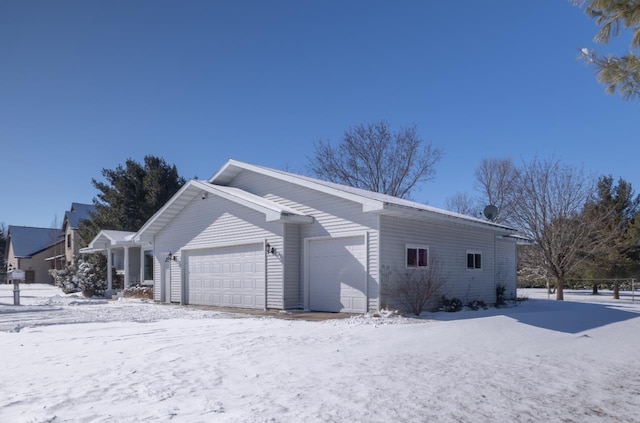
[49,262,81,294]
[50,254,109,297]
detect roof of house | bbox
[210,159,517,232]
[79,230,137,254]
[64,203,95,229]
[7,226,64,258]
[130,159,516,244]
[134,179,313,241]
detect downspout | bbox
[180,251,185,305]
[264,239,268,311]
[494,234,497,303]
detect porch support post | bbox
[140,248,147,284]
[107,247,113,291]
[124,246,130,288]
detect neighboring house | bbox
[4,226,63,284]
[61,202,95,265]
[83,159,518,313]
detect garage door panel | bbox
[187,243,264,309]
[309,236,367,313]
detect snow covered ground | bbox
[1,284,639,422]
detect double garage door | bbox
[186,243,265,309]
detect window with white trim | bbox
[406,245,428,268]
[467,251,482,270]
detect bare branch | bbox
[308,121,443,199]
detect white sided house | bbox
[126,159,518,314]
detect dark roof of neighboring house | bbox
[64,203,95,229]
[7,226,64,258]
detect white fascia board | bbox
[362,201,385,212]
[278,214,315,224]
[208,159,241,184]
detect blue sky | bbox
[1,1,637,229]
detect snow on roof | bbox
[211,159,516,232]
[64,203,95,229]
[7,226,63,257]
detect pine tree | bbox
[581,176,640,293]
[575,0,640,100]
[78,156,186,246]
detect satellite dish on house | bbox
[483,205,498,221]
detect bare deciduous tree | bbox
[445,192,478,217]
[474,158,518,225]
[511,157,613,300]
[308,121,443,199]
[385,256,446,315]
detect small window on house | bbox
[406,245,428,268]
[467,251,482,270]
[144,250,154,281]
[67,234,72,248]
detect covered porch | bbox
[80,230,153,294]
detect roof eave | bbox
[211,160,386,212]
[378,203,517,233]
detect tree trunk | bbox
[592,282,599,295]
[556,278,564,301]
[613,280,620,299]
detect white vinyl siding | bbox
[379,215,498,309]
[153,259,162,302]
[169,261,181,303]
[283,224,301,309]
[153,193,284,308]
[496,238,517,298]
[229,171,380,312]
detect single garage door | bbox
[186,243,265,308]
[308,236,367,313]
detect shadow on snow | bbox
[431,298,640,334]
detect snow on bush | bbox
[50,254,108,297]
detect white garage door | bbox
[186,243,265,309]
[308,236,367,313]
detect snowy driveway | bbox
[1,284,640,422]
